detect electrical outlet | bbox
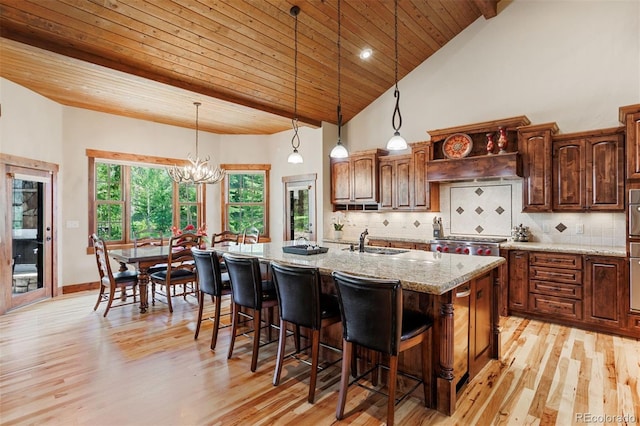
[576,223,584,234]
[543,222,551,233]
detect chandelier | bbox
[167,102,225,184]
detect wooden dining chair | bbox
[242,226,260,244]
[212,230,240,247]
[149,233,202,313]
[90,233,139,317]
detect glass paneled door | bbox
[9,166,53,309]
[283,175,316,242]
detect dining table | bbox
[109,245,170,313]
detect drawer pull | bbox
[456,288,471,298]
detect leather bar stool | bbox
[270,261,341,403]
[192,248,231,350]
[223,253,278,372]
[332,271,433,426]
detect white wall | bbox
[336,0,638,247]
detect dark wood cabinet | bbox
[503,250,635,338]
[331,149,387,205]
[518,123,557,212]
[507,251,529,312]
[412,142,439,211]
[469,272,493,378]
[620,104,640,181]
[379,154,412,211]
[552,128,625,211]
[584,256,626,329]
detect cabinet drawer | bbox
[529,252,582,269]
[529,280,582,299]
[529,294,583,320]
[530,266,582,285]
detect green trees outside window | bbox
[226,172,265,235]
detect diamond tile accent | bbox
[383,220,389,227]
[456,207,464,215]
[495,206,505,215]
[475,188,484,196]
[475,207,484,215]
[475,225,484,234]
[555,223,567,233]
[413,220,420,228]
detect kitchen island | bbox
[214,241,506,415]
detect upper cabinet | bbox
[517,123,558,212]
[331,149,387,207]
[411,142,440,211]
[552,127,625,211]
[620,104,640,181]
[378,154,412,211]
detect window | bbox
[88,150,205,245]
[221,164,270,238]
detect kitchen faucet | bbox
[358,228,369,252]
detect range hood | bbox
[426,152,523,182]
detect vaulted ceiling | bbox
[0,0,499,135]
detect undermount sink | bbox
[342,246,409,255]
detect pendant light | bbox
[330,0,349,159]
[167,102,225,184]
[386,0,408,151]
[287,5,304,164]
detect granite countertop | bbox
[326,236,627,257]
[499,241,627,257]
[214,241,505,296]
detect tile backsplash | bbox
[327,180,626,247]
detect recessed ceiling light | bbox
[359,48,372,60]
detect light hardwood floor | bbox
[1,291,638,425]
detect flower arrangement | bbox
[332,212,345,231]
[171,223,209,244]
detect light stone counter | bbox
[499,241,627,257]
[215,241,505,295]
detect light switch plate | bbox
[66,220,80,229]
[576,223,584,234]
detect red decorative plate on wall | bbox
[442,133,473,159]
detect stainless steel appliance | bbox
[430,236,507,256]
[631,243,640,312]
[630,189,640,237]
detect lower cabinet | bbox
[583,256,626,329]
[366,238,430,251]
[504,250,633,338]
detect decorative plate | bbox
[442,133,473,159]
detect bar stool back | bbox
[223,253,277,372]
[270,261,341,403]
[192,248,231,350]
[332,271,433,426]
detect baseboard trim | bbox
[63,282,99,294]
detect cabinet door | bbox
[508,251,529,312]
[412,144,438,211]
[586,134,624,210]
[553,139,585,211]
[395,156,412,209]
[352,155,377,203]
[330,159,352,203]
[584,256,625,328]
[519,129,552,212]
[378,159,394,209]
[622,108,640,180]
[469,272,492,377]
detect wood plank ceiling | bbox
[0,0,499,135]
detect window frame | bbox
[220,164,270,240]
[87,149,206,249]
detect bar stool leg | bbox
[273,318,288,386]
[227,303,238,360]
[336,339,352,420]
[308,329,320,403]
[250,308,262,372]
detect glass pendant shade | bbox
[330,142,348,158]
[287,148,303,164]
[387,131,408,151]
